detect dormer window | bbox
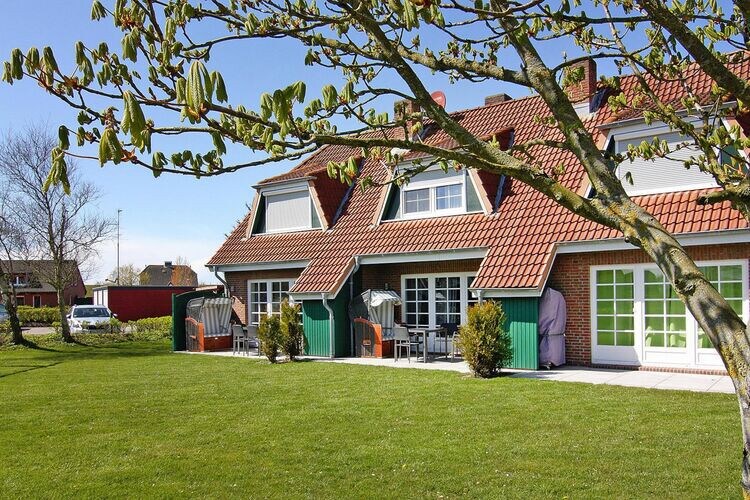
[610,122,720,197]
[251,184,322,235]
[397,167,474,219]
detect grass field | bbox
[0,340,742,498]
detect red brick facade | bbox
[225,268,303,324]
[547,242,750,367]
[359,259,483,294]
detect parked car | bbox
[0,304,8,323]
[67,305,116,333]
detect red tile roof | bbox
[208,58,750,294]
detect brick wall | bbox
[360,259,483,294]
[225,268,303,324]
[547,243,750,366]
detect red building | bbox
[92,285,197,321]
[1,260,85,307]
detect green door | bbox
[500,297,539,369]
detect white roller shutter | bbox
[265,190,310,232]
[615,131,716,196]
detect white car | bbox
[68,305,116,333]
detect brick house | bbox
[139,261,198,286]
[207,58,750,373]
[1,260,86,307]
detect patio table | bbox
[407,327,447,363]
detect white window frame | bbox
[247,279,296,325]
[590,259,748,368]
[400,168,467,219]
[400,272,477,328]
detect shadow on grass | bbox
[1,337,172,368]
[0,361,62,379]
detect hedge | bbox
[17,306,62,325]
[128,316,172,341]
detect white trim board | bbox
[555,229,750,255]
[210,260,309,273]
[357,247,488,265]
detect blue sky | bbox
[0,1,612,283]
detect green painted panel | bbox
[332,289,351,357]
[302,300,330,356]
[382,185,401,220]
[500,297,539,369]
[301,289,351,357]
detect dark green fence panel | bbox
[172,289,224,351]
[500,297,539,370]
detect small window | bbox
[33,295,41,308]
[404,188,430,214]
[436,184,462,210]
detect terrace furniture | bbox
[232,324,250,355]
[246,325,261,356]
[439,323,459,359]
[406,327,446,363]
[394,326,423,363]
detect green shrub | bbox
[17,306,61,325]
[258,314,281,363]
[108,317,125,334]
[129,316,172,341]
[279,300,304,361]
[51,321,62,336]
[457,301,512,378]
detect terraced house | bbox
[208,59,750,374]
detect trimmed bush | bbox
[279,299,304,361]
[258,314,281,363]
[457,301,512,378]
[129,316,172,341]
[17,306,61,325]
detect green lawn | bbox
[0,340,741,498]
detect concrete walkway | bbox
[188,350,733,394]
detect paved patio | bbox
[186,350,734,394]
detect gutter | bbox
[349,256,361,356]
[211,267,230,298]
[321,292,335,358]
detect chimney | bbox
[484,93,512,106]
[563,58,597,105]
[393,99,421,123]
[164,261,172,268]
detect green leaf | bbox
[58,126,70,150]
[99,128,124,166]
[212,71,227,102]
[91,0,107,20]
[211,131,226,155]
[10,48,23,80]
[322,84,338,109]
[121,90,147,150]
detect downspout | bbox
[477,289,485,304]
[322,292,335,358]
[213,267,230,298]
[349,256,361,356]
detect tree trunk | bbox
[57,288,72,342]
[0,283,24,344]
[737,366,750,499]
